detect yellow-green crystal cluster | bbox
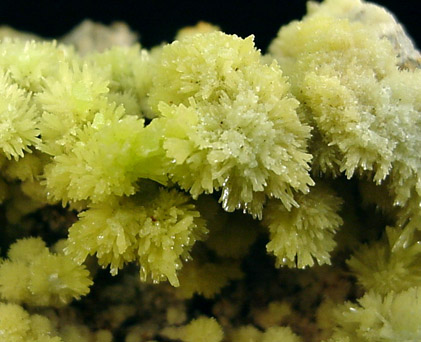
[149,31,313,218]
[0,0,421,340]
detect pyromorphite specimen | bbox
[1,0,421,341]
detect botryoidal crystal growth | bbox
[0,0,421,341]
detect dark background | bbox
[0,0,419,52]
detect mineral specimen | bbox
[0,0,420,341]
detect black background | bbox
[0,0,419,52]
